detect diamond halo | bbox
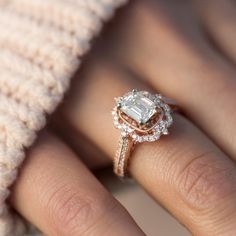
[112,89,173,143]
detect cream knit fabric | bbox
[0,0,127,235]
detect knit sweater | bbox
[0,0,127,235]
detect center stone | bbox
[120,92,157,124]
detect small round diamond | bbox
[127,127,133,133]
[122,124,127,129]
[163,129,169,135]
[148,136,155,142]
[142,136,148,142]
[136,136,143,143]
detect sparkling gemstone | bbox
[148,136,155,142]
[120,92,157,124]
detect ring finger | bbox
[57,58,236,235]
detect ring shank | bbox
[114,136,134,177]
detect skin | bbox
[9,0,236,235]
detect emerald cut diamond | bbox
[120,92,157,124]
[112,90,175,146]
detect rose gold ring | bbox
[112,89,178,178]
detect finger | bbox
[113,0,236,160]
[51,119,111,169]
[58,59,236,235]
[11,132,144,236]
[193,0,236,63]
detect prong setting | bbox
[112,90,173,143]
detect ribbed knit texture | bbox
[0,0,127,235]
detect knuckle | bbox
[177,151,236,210]
[46,184,117,236]
[46,184,92,235]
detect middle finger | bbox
[114,0,236,160]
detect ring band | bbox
[112,89,178,178]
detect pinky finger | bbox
[10,132,144,236]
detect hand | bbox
[11,0,236,235]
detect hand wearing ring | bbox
[112,89,177,177]
[11,1,236,235]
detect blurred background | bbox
[98,170,190,236]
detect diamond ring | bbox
[112,89,178,177]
